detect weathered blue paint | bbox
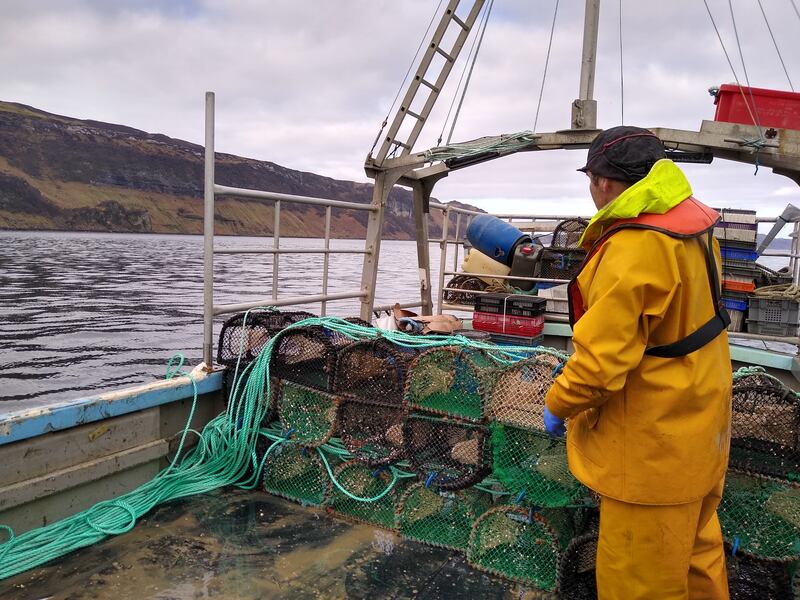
[0,371,224,447]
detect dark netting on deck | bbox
[276,381,339,447]
[467,506,574,592]
[405,346,495,422]
[718,470,800,560]
[491,423,587,508]
[397,483,492,551]
[730,373,800,480]
[551,219,588,249]
[271,324,357,391]
[333,339,419,406]
[538,248,586,282]
[260,442,332,506]
[217,310,315,366]
[325,460,405,530]
[726,541,793,600]
[556,532,598,600]
[489,355,562,430]
[537,219,588,282]
[403,413,492,490]
[442,274,488,305]
[339,400,407,466]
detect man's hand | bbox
[543,406,566,438]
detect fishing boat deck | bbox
[0,488,547,600]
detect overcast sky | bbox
[4,0,800,220]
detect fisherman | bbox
[543,126,732,599]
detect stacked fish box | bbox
[715,209,758,332]
[472,293,546,346]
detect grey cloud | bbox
[2,0,799,216]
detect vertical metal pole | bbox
[572,0,600,129]
[452,212,462,273]
[437,209,451,314]
[359,171,394,321]
[792,221,800,285]
[412,182,433,316]
[202,92,215,368]
[272,201,281,300]
[321,206,332,316]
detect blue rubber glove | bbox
[543,406,566,438]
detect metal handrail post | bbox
[452,212,462,273]
[436,208,451,314]
[272,201,281,300]
[202,92,215,367]
[321,206,332,316]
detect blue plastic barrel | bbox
[466,215,531,266]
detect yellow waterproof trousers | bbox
[596,479,729,600]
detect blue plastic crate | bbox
[720,247,757,261]
[722,298,748,312]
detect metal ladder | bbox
[372,0,486,166]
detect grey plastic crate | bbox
[746,320,799,337]
[748,297,800,325]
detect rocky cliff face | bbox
[0,101,478,238]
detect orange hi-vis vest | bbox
[568,197,729,358]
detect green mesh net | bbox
[405,346,495,421]
[325,460,405,530]
[403,412,492,490]
[491,423,588,508]
[277,380,339,446]
[467,506,574,591]
[338,400,407,467]
[261,442,333,506]
[397,483,492,551]
[489,355,562,430]
[718,470,800,560]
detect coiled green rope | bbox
[0,315,568,580]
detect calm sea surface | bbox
[0,231,452,407]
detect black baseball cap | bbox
[578,126,666,183]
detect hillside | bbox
[0,101,479,238]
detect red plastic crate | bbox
[472,311,544,337]
[714,84,800,130]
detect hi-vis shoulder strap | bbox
[644,229,730,358]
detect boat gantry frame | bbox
[361,0,800,319]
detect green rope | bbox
[317,450,398,503]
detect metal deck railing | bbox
[202,91,800,364]
[202,92,382,365]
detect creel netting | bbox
[405,346,495,422]
[338,400,407,467]
[397,482,492,551]
[403,412,492,490]
[491,423,589,508]
[489,354,563,430]
[718,470,800,560]
[467,505,574,592]
[725,541,794,600]
[556,531,599,600]
[442,274,489,304]
[217,309,314,366]
[260,441,334,507]
[333,338,419,406]
[271,324,360,391]
[730,372,800,481]
[276,380,339,447]
[325,460,406,530]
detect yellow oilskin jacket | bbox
[545,160,732,505]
